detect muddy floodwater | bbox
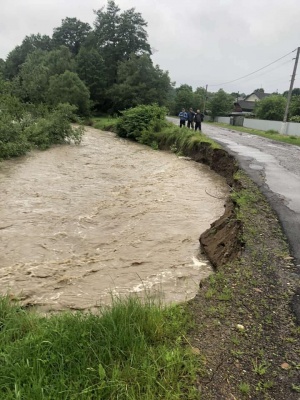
[0,127,228,312]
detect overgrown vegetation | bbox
[254,94,287,121]
[116,104,167,148]
[93,104,219,153]
[0,98,83,159]
[0,295,202,399]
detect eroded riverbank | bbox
[0,127,228,312]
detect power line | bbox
[208,49,297,87]
[239,59,292,84]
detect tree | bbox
[289,95,300,118]
[45,46,75,76]
[4,34,52,79]
[93,1,151,85]
[17,50,50,103]
[174,85,194,113]
[12,46,75,104]
[194,87,209,111]
[0,59,5,76]
[107,54,171,112]
[23,33,53,52]
[46,71,90,115]
[254,95,286,121]
[208,89,234,119]
[283,88,300,97]
[76,47,106,106]
[52,18,92,55]
[230,91,246,101]
[254,88,265,93]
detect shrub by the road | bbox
[114,104,217,152]
[116,104,167,148]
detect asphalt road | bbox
[168,117,300,271]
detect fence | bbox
[214,116,300,136]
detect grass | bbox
[156,124,220,151]
[210,122,300,146]
[252,358,269,376]
[89,116,220,154]
[187,170,300,398]
[238,382,251,395]
[0,295,202,399]
[89,116,119,132]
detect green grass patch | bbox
[90,108,220,155]
[0,295,202,399]
[211,122,300,147]
[90,116,119,132]
[156,124,220,152]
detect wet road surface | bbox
[168,118,300,269]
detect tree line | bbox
[0,1,173,116]
[1,0,300,123]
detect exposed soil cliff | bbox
[181,141,300,400]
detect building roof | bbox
[245,91,272,101]
[234,100,256,111]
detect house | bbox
[233,90,272,114]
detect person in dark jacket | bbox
[178,108,188,127]
[194,109,204,131]
[187,108,196,129]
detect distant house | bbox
[233,90,272,114]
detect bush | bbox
[0,100,84,159]
[0,114,30,159]
[289,115,300,123]
[25,104,84,149]
[254,95,286,121]
[116,104,167,144]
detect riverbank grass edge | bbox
[90,110,300,398]
[0,295,202,399]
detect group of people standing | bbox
[178,108,204,131]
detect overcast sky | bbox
[1,0,300,95]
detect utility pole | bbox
[282,47,300,134]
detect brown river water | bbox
[0,127,228,312]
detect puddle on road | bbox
[0,127,228,312]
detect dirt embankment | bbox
[179,143,243,267]
[179,141,300,399]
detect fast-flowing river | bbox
[0,127,228,312]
